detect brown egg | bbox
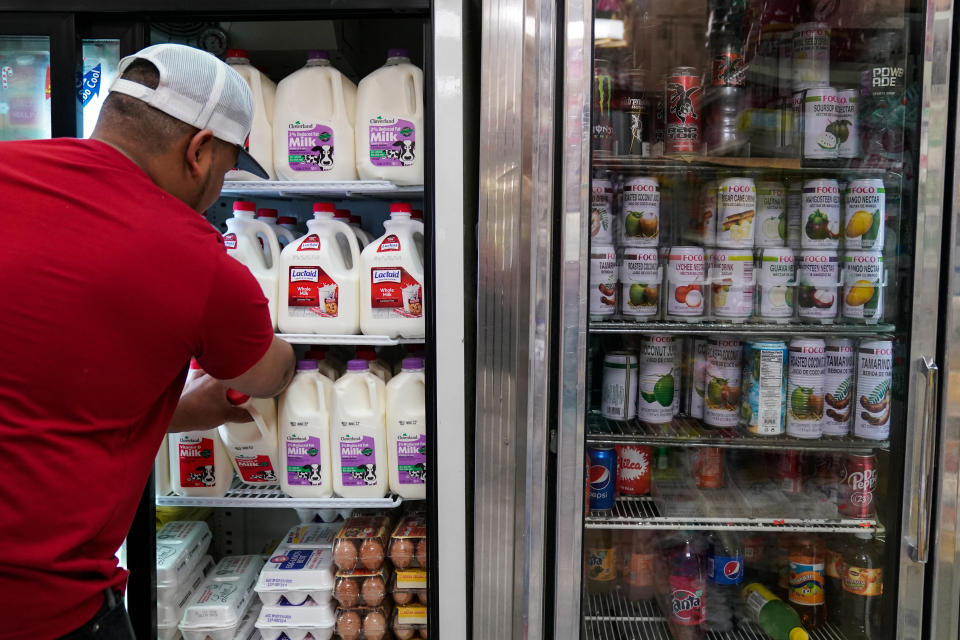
[361,576,386,606]
[337,610,361,640]
[363,611,388,640]
[360,538,385,570]
[393,626,415,640]
[390,538,415,569]
[334,539,358,570]
[334,578,359,608]
[415,540,427,567]
[393,589,413,605]
[417,589,428,604]
[419,625,428,638]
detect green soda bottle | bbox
[742,583,810,640]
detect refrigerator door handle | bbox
[912,356,939,563]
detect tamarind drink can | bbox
[787,338,826,439]
[667,246,707,320]
[686,338,708,419]
[591,178,614,243]
[757,248,795,321]
[620,247,660,320]
[843,179,885,250]
[822,338,855,437]
[755,181,787,247]
[741,340,788,436]
[842,251,885,323]
[797,250,840,323]
[801,179,841,248]
[854,341,893,440]
[716,177,757,248]
[601,351,639,421]
[637,335,678,424]
[786,182,803,249]
[703,338,742,428]
[620,177,660,247]
[590,244,618,321]
[710,248,755,321]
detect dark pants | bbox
[60,591,135,640]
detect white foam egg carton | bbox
[281,523,340,550]
[255,547,335,606]
[156,624,181,640]
[255,597,336,640]
[179,555,264,640]
[157,521,213,590]
[158,556,213,627]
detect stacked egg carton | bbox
[254,523,342,640]
[156,521,214,640]
[178,555,264,640]
[331,515,395,640]
[387,514,428,640]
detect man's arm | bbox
[219,335,295,398]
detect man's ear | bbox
[184,129,216,178]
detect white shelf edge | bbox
[156,492,404,509]
[220,180,425,197]
[276,333,425,345]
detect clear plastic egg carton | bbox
[389,570,427,607]
[178,555,264,640]
[256,547,335,606]
[332,515,392,573]
[388,514,427,570]
[256,596,336,640]
[333,567,389,608]
[334,604,392,640]
[390,605,428,640]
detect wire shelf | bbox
[276,333,425,346]
[589,320,896,337]
[586,414,889,452]
[156,480,404,509]
[583,617,849,640]
[589,153,902,177]
[583,590,663,622]
[585,497,878,533]
[220,180,424,199]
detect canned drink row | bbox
[600,336,680,424]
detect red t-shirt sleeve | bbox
[194,253,275,380]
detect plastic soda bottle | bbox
[704,531,745,632]
[619,530,655,601]
[584,529,617,595]
[788,536,827,629]
[742,582,810,640]
[666,532,706,640]
[824,534,847,626]
[841,532,883,639]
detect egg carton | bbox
[281,523,340,550]
[389,570,426,607]
[333,567,389,608]
[388,514,427,570]
[159,555,213,608]
[256,596,335,640]
[157,521,213,590]
[332,515,392,572]
[256,547,335,606]
[335,604,392,640]
[158,557,214,627]
[179,556,264,640]
[391,605,428,640]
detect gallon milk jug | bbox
[277,202,361,335]
[258,208,297,250]
[225,49,277,181]
[273,50,357,181]
[224,201,281,329]
[355,49,424,185]
[155,435,171,497]
[279,360,335,498]
[350,214,374,246]
[304,345,340,380]
[335,209,372,250]
[332,359,388,498]
[219,390,281,486]
[386,357,426,499]
[278,216,301,237]
[360,203,426,338]
[356,345,392,382]
[170,361,233,497]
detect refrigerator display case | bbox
[546,0,954,639]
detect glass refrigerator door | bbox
[552,0,950,638]
[0,35,51,140]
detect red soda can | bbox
[778,451,804,494]
[617,445,652,495]
[665,67,703,155]
[838,453,878,518]
[695,447,724,489]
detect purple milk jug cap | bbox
[346,359,370,372]
[388,48,409,59]
[297,359,318,371]
[402,357,425,371]
[307,50,329,60]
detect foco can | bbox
[757,248,795,321]
[591,178,614,243]
[620,176,660,247]
[755,181,787,247]
[693,179,718,246]
[741,340,788,436]
[710,248,754,320]
[801,179,841,248]
[616,445,652,495]
[665,67,702,155]
[716,177,757,248]
[843,179,885,250]
[854,340,893,440]
[835,89,860,159]
[620,247,660,319]
[802,87,839,160]
[822,338,855,437]
[695,447,724,489]
[704,338,742,428]
[637,335,678,424]
[590,244,618,320]
[667,246,706,319]
[786,182,802,249]
[601,351,639,421]
[792,23,830,92]
[687,338,708,420]
[787,338,826,439]
[798,250,839,322]
[587,446,617,513]
[838,453,878,518]
[842,251,884,322]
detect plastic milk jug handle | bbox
[225,390,270,442]
[408,68,422,117]
[331,73,346,122]
[330,219,361,273]
[365,377,380,414]
[246,219,281,270]
[312,377,329,414]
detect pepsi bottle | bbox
[704,531,746,632]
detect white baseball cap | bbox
[108,43,269,179]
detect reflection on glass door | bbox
[80,39,119,137]
[0,36,51,141]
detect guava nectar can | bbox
[757,248,795,321]
[755,180,787,247]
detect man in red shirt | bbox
[0,44,295,638]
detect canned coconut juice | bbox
[756,181,787,247]
[855,340,893,440]
[835,89,859,159]
[792,23,830,92]
[687,338,708,419]
[802,87,840,161]
[601,351,639,421]
[757,248,796,321]
[704,338,742,428]
[741,340,788,436]
[590,244,618,320]
[620,247,660,319]
[823,338,855,437]
[843,179,885,250]
[667,246,707,320]
[801,179,841,248]
[842,251,885,322]
[620,176,660,247]
[797,250,840,322]
[787,338,826,439]
[591,178,614,243]
[716,177,757,248]
[787,182,802,249]
[710,249,755,321]
[637,335,678,424]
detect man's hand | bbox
[169,373,253,433]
